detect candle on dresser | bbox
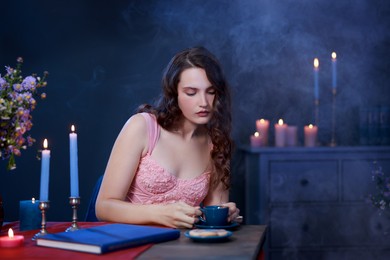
[19,198,42,231]
[313,58,319,100]
[0,229,24,248]
[274,119,287,147]
[250,132,264,147]
[286,125,298,146]
[331,52,337,90]
[39,139,50,202]
[256,119,269,146]
[69,125,79,198]
[304,124,318,147]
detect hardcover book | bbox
[36,223,180,254]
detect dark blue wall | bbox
[1,0,389,221]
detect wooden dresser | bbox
[240,146,390,259]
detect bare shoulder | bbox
[123,113,148,133]
[117,113,149,153]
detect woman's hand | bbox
[157,202,202,229]
[221,202,243,223]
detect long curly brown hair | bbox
[138,46,232,190]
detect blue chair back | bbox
[85,175,103,222]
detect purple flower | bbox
[21,76,36,91]
[1,58,48,170]
[5,66,13,76]
[0,77,6,89]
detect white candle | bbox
[69,125,79,197]
[256,119,269,146]
[331,52,337,90]
[304,124,318,147]
[250,132,264,147]
[274,119,287,147]
[313,58,319,100]
[286,126,298,146]
[39,139,50,201]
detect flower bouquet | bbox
[0,57,48,170]
[369,162,390,212]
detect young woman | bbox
[96,46,241,228]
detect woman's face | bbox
[177,68,216,125]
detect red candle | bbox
[0,228,24,248]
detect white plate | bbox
[185,230,232,242]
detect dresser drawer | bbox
[269,160,338,202]
[269,205,390,248]
[342,159,390,201]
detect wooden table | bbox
[138,225,267,259]
[1,222,266,259]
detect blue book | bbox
[36,223,180,254]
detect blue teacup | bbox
[199,205,229,226]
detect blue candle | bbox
[331,52,337,90]
[313,58,319,100]
[19,198,42,231]
[69,125,79,197]
[39,139,50,201]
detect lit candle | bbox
[256,119,269,146]
[331,52,337,90]
[274,119,287,147]
[39,139,50,202]
[304,124,318,147]
[0,229,24,248]
[285,125,298,146]
[313,58,319,100]
[69,125,79,197]
[19,198,41,231]
[250,132,264,147]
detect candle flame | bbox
[332,52,337,59]
[278,119,284,125]
[43,139,48,149]
[8,228,14,238]
[71,125,75,132]
[314,58,319,68]
[254,132,260,137]
[32,198,36,203]
[309,124,314,128]
[260,119,265,123]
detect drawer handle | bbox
[300,179,309,186]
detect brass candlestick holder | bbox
[66,197,80,232]
[32,201,50,240]
[330,88,337,147]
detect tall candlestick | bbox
[331,52,337,90]
[256,118,269,146]
[274,119,287,147]
[313,58,319,100]
[330,52,337,146]
[69,125,79,197]
[39,139,50,202]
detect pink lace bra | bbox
[126,113,210,206]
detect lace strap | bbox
[140,112,160,154]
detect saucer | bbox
[194,221,239,230]
[185,230,232,242]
